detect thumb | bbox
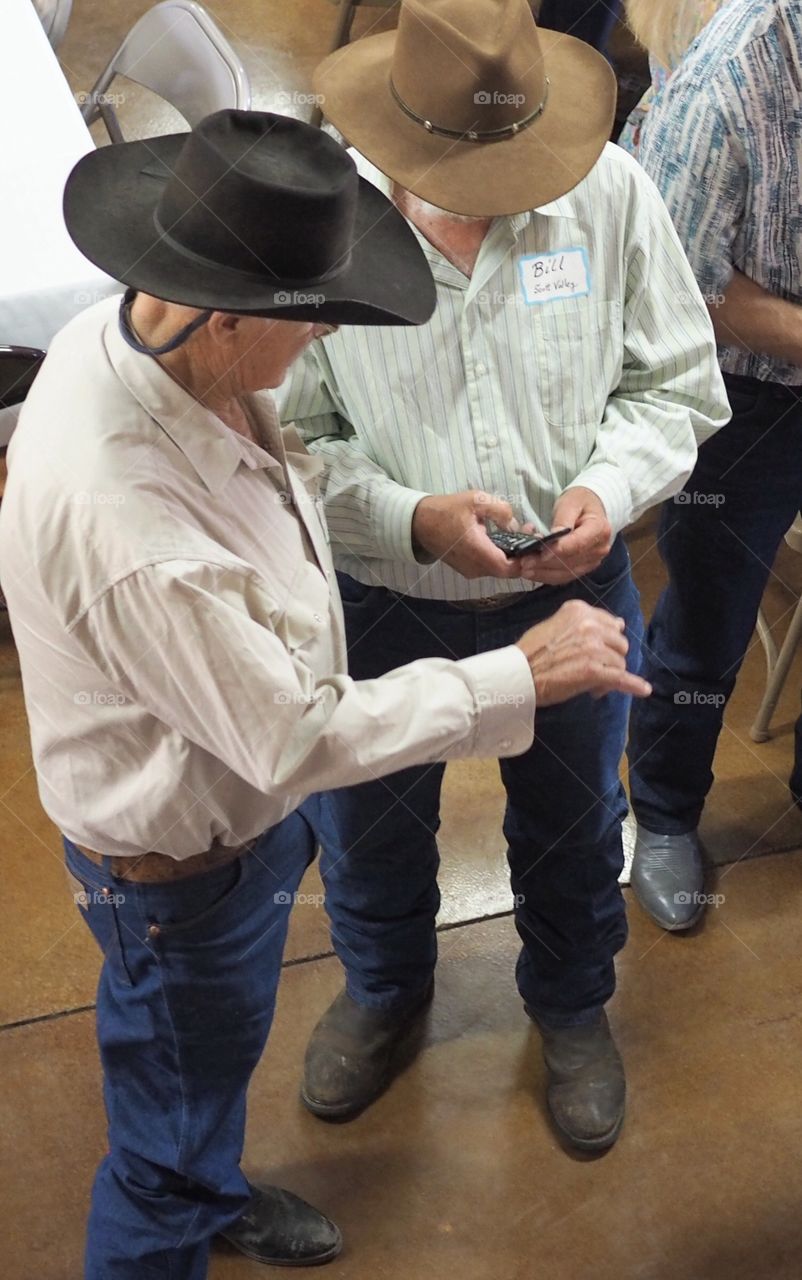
[472,491,514,528]
[551,489,583,530]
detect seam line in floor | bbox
[0,907,517,1036]
[5,837,802,1037]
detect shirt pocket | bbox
[274,560,332,653]
[525,299,622,430]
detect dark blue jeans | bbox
[629,372,802,834]
[321,537,642,1029]
[537,0,621,53]
[64,801,321,1280]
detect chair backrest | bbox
[32,0,73,50]
[0,347,46,410]
[84,1,251,141]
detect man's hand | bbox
[412,490,523,580]
[518,487,613,585]
[516,599,650,705]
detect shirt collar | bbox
[103,303,284,495]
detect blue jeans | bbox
[629,373,802,834]
[64,801,321,1280]
[537,0,621,54]
[322,537,642,1028]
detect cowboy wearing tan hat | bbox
[280,0,730,1151]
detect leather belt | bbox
[450,591,532,612]
[75,840,253,884]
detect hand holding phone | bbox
[487,526,572,559]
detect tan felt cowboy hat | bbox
[313,0,616,216]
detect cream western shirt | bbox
[278,144,732,600]
[0,298,535,859]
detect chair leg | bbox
[310,0,358,127]
[750,598,802,742]
[329,0,359,52]
[98,100,125,144]
[756,607,778,680]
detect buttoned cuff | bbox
[570,463,633,536]
[458,645,536,759]
[369,484,433,565]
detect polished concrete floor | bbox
[3,1,802,1277]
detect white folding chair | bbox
[0,346,46,610]
[80,1,251,144]
[751,514,802,741]
[32,0,73,51]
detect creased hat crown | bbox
[154,110,356,283]
[391,0,547,139]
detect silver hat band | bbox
[389,77,549,143]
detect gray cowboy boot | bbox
[631,827,705,930]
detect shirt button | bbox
[500,739,512,751]
[313,612,324,624]
[147,923,161,939]
[486,435,498,448]
[475,362,487,376]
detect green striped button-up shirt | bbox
[278,143,731,601]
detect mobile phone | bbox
[487,526,572,558]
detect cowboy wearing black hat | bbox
[0,109,649,1278]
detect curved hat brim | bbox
[63,132,436,326]
[313,29,616,217]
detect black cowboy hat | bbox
[63,109,436,326]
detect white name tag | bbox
[518,248,591,305]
